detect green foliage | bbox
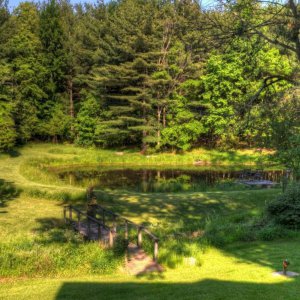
[0,3,47,144]
[38,103,71,142]
[204,215,254,247]
[276,133,300,180]
[272,94,300,178]
[161,91,205,151]
[267,184,300,228]
[196,39,292,147]
[75,95,100,146]
[0,104,16,151]
[256,223,286,241]
[39,0,66,90]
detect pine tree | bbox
[1,3,47,144]
[39,0,67,115]
[91,0,161,148]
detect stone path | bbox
[272,271,299,277]
[126,243,163,275]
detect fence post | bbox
[98,224,102,245]
[137,226,142,247]
[113,216,117,233]
[78,212,81,232]
[102,209,105,226]
[109,229,114,247]
[69,206,72,223]
[125,220,128,241]
[154,239,159,263]
[87,218,91,239]
[63,207,66,223]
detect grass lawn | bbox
[1,143,299,300]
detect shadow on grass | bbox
[0,179,20,208]
[89,188,288,270]
[6,149,21,157]
[41,187,286,272]
[94,189,278,227]
[56,278,299,300]
[34,217,65,233]
[33,217,83,244]
[208,150,268,165]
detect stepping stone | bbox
[272,271,299,277]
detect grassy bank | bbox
[0,143,277,191]
[23,143,274,167]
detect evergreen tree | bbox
[1,3,47,143]
[39,0,67,117]
[75,94,101,146]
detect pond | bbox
[55,167,286,193]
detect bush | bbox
[267,184,300,228]
[256,224,285,241]
[204,216,255,247]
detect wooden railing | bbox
[63,204,160,262]
[63,205,115,247]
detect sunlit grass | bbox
[1,241,300,299]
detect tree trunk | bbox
[157,107,161,147]
[141,100,148,154]
[68,78,74,135]
[163,106,166,128]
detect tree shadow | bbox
[33,217,80,244]
[222,239,300,271]
[6,149,21,158]
[0,179,20,208]
[55,187,287,272]
[34,217,65,233]
[88,188,288,270]
[208,150,268,166]
[56,278,299,300]
[93,188,276,227]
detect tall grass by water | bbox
[25,142,274,168]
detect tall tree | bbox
[1,3,48,144]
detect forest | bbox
[0,0,299,154]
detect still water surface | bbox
[56,168,285,192]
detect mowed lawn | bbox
[1,143,300,300]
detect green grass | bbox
[15,142,275,173]
[2,240,300,300]
[0,196,124,278]
[1,143,300,300]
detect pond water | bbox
[55,167,285,193]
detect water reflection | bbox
[56,168,286,193]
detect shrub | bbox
[204,216,255,247]
[257,224,285,241]
[266,184,300,228]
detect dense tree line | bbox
[0,0,299,153]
